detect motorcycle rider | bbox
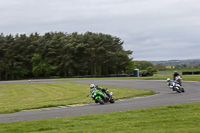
[173,71,182,86]
[173,71,181,80]
[167,78,174,90]
[89,84,111,98]
[90,84,96,93]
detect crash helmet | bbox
[90,84,95,89]
[167,78,170,82]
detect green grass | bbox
[120,75,200,82]
[0,103,199,133]
[23,74,199,83]
[56,75,199,82]
[0,82,154,114]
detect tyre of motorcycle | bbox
[180,87,185,92]
[175,87,181,93]
[97,98,104,105]
[95,99,98,103]
[109,98,115,103]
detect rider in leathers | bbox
[173,71,182,86]
[89,84,111,99]
[173,71,181,80]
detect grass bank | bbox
[56,75,200,82]
[122,75,200,82]
[0,82,154,114]
[20,74,200,83]
[0,103,199,133]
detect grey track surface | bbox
[0,79,200,123]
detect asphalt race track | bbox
[0,79,200,123]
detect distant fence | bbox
[139,72,153,77]
[182,71,200,75]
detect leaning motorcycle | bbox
[90,88,115,105]
[167,78,185,93]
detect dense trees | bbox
[134,61,154,70]
[154,63,166,71]
[0,32,132,80]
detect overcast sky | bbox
[1,0,200,61]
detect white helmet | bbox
[167,78,170,82]
[90,84,95,89]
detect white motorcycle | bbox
[167,78,185,93]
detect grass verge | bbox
[0,103,199,133]
[0,82,155,114]
[24,73,200,82]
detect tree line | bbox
[0,32,133,80]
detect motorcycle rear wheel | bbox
[109,98,115,103]
[181,88,185,92]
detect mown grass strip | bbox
[0,82,154,114]
[0,103,199,133]
[25,74,200,82]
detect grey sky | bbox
[1,0,200,61]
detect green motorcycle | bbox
[90,88,115,105]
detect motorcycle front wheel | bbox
[176,87,181,93]
[97,98,104,105]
